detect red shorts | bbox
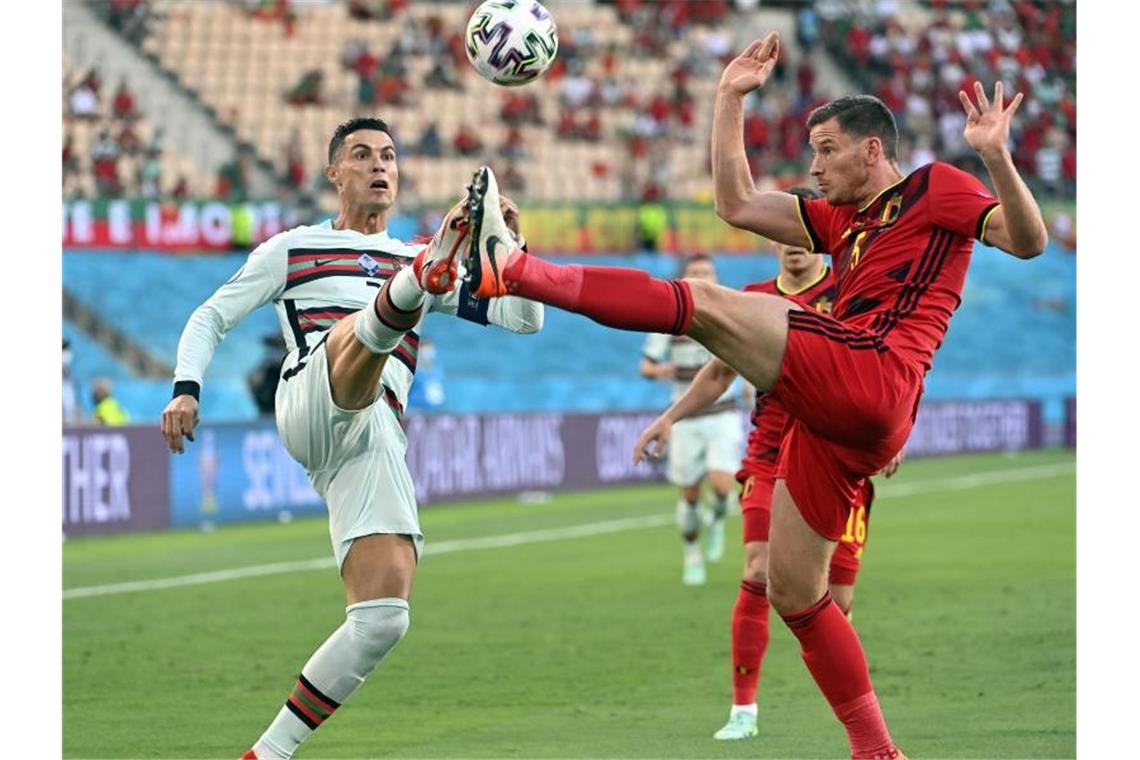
[829,479,874,586]
[771,310,920,541]
[738,464,874,585]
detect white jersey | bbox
[643,333,737,415]
[174,220,543,415]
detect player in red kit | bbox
[426,29,1046,758]
[633,188,900,741]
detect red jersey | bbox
[739,266,837,476]
[795,161,999,373]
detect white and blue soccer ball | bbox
[465,0,559,87]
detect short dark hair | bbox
[787,185,823,201]
[327,117,392,165]
[806,95,899,162]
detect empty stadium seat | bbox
[138,0,738,203]
[61,245,1074,423]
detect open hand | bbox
[718,32,780,96]
[959,81,1024,159]
[632,415,673,465]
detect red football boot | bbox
[412,195,471,295]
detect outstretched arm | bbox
[632,358,739,463]
[959,81,1048,259]
[664,357,739,423]
[712,33,811,248]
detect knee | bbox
[766,563,819,615]
[348,600,410,661]
[742,562,767,586]
[742,548,768,585]
[765,572,794,614]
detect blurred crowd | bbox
[815,0,1075,197]
[64,62,260,203]
[67,0,1075,206]
[63,64,189,200]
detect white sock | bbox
[387,265,426,312]
[355,271,425,355]
[731,703,758,716]
[683,540,703,565]
[253,599,410,759]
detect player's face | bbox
[327,129,399,211]
[683,259,717,283]
[778,242,822,276]
[808,118,870,206]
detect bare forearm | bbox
[980,147,1048,257]
[710,88,806,245]
[663,360,737,423]
[712,89,760,221]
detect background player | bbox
[439,30,1047,758]
[160,117,543,760]
[640,254,743,585]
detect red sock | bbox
[731,579,770,705]
[502,254,694,335]
[781,592,895,759]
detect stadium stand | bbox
[129,0,827,208]
[63,0,1075,430]
[64,319,133,385]
[63,245,1074,422]
[105,0,1074,209]
[815,0,1076,194]
[63,54,215,199]
[63,251,280,378]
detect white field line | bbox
[63,460,1074,601]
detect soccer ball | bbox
[465,0,559,87]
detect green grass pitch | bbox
[63,450,1075,759]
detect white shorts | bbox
[275,337,424,570]
[668,410,743,487]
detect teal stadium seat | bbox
[62,247,1074,424]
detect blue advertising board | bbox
[168,421,325,527]
[63,398,1049,537]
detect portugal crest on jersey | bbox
[358,253,381,276]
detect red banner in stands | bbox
[61,199,297,251]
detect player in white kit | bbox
[640,254,743,585]
[160,118,543,760]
